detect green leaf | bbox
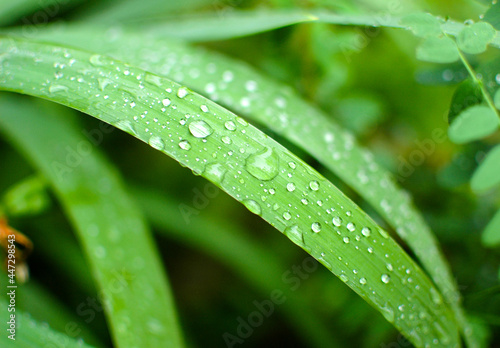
[400,12,443,38]
[0,36,461,347]
[482,208,500,247]
[471,144,500,192]
[2,176,50,217]
[448,79,484,124]
[457,22,496,55]
[494,89,500,109]
[483,2,500,30]
[5,24,475,344]
[0,298,96,348]
[132,184,342,348]
[0,96,185,348]
[416,36,460,63]
[448,105,499,143]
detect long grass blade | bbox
[0,298,96,348]
[0,36,460,346]
[6,23,473,344]
[0,95,185,348]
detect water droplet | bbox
[347,222,356,232]
[221,136,232,144]
[245,80,258,92]
[381,274,391,284]
[203,163,227,183]
[346,211,352,217]
[309,181,320,191]
[339,274,348,282]
[284,224,305,248]
[98,77,113,91]
[330,216,344,229]
[343,236,350,243]
[189,120,213,138]
[311,222,321,233]
[361,227,371,237]
[114,120,137,135]
[245,147,279,181]
[225,120,236,131]
[283,211,292,220]
[236,117,248,126]
[162,98,171,106]
[178,140,191,150]
[380,304,395,323]
[286,183,296,192]
[49,85,68,93]
[378,229,390,239]
[301,198,309,205]
[200,104,209,112]
[386,263,393,271]
[359,277,367,285]
[367,247,373,253]
[430,287,442,305]
[288,161,296,169]
[148,136,164,150]
[89,54,106,66]
[243,199,261,215]
[177,87,188,98]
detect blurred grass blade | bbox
[131,184,341,348]
[143,10,319,41]
[0,298,96,348]
[0,96,185,348]
[16,281,104,347]
[0,36,461,346]
[482,208,500,247]
[75,0,210,23]
[0,0,83,26]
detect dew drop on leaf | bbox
[332,216,342,227]
[148,136,164,150]
[311,222,321,233]
[177,87,188,98]
[286,182,296,192]
[283,211,292,220]
[178,140,191,150]
[284,224,305,248]
[243,199,262,215]
[245,147,279,181]
[224,120,236,131]
[339,274,348,282]
[361,227,371,237]
[203,163,227,184]
[381,274,391,284]
[189,120,214,138]
[309,180,320,191]
[347,222,356,232]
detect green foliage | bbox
[0,2,499,348]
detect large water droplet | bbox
[283,211,292,220]
[49,85,68,94]
[361,227,371,237]
[245,147,279,181]
[347,222,356,232]
[224,120,236,131]
[148,136,164,150]
[203,163,227,184]
[309,181,320,191]
[332,216,342,227]
[284,225,305,248]
[311,222,321,233]
[381,274,391,284]
[243,199,262,215]
[359,277,367,285]
[177,87,188,98]
[114,120,137,135]
[162,98,171,107]
[286,183,296,192]
[189,120,213,138]
[178,140,191,150]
